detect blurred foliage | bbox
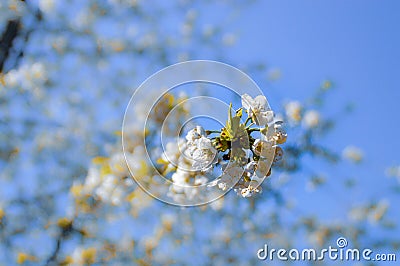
[0,0,398,265]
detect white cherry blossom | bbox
[252,139,275,158]
[241,94,274,126]
[215,163,244,191]
[186,128,217,171]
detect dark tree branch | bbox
[0,20,20,72]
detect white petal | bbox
[254,95,268,109]
[241,94,255,110]
[255,110,274,126]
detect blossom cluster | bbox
[159,94,287,201]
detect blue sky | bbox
[165,0,400,243]
[216,0,400,247]
[2,1,399,263]
[232,0,400,161]
[222,1,400,180]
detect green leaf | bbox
[222,104,249,152]
[226,104,246,138]
[225,103,234,139]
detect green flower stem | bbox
[245,116,252,126]
[247,127,260,132]
[245,123,255,129]
[206,130,221,135]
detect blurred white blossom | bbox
[302,110,320,128]
[285,100,302,123]
[385,165,400,182]
[342,145,363,163]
